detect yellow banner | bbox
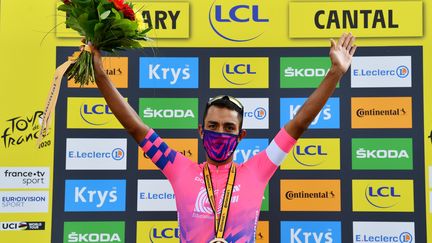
[289,1,423,38]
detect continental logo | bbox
[280,180,340,211]
[352,138,413,170]
[208,0,269,42]
[138,139,198,170]
[68,57,128,88]
[256,221,269,243]
[280,57,333,88]
[67,97,125,129]
[288,1,423,38]
[352,180,414,212]
[281,138,340,170]
[210,57,268,88]
[351,97,412,129]
[139,98,198,129]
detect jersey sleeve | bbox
[244,128,296,183]
[139,129,194,182]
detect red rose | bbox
[108,0,125,10]
[121,4,135,20]
[63,0,72,4]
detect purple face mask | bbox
[202,129,240,163]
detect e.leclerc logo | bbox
[353,222,414,243]
[64,180,126,212]
[208,0,269,42]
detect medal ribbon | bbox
[204,163,236,239]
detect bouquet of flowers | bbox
[37,0,150,146]
[59,0,150,86]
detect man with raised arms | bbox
[91,33,356,242]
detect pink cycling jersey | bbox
[140,128,296,243]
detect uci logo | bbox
[209,1,269,42]
[80,104,112,126]
[151,227,179,241]
[293,145,327,166]
[222,64,256,85]
[366,186,401,208]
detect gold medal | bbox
[204,163,236,242]
[209,238,228,243]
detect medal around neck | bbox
[209,238,228,243]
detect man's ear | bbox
[238,129,247,141]
[198,124,204,139]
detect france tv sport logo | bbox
[64,180,126,212]
[67,97,124,129]
[280,98,340,129]
[281,221,341,243]
[139,57,198,88]
[208,0,269,42]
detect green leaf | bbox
[57,4,71,12]
[100,10,111,20]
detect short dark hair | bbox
[203,95,244,129]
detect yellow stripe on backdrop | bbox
[0,0,431,242]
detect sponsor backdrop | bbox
[0,1,431,243]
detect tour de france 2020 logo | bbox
[1,110,51,149]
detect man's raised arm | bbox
[91,46,150,143]
[284,33,357,139]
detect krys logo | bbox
[1,110,51,149]
[281,221,341,243]
[281,98,340,129]
[136,221,179,243]
[281,138,340,170]
[234,138,268,163]
[209,1,269,42]
[64,180,126,212]
[139,57,198,88]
